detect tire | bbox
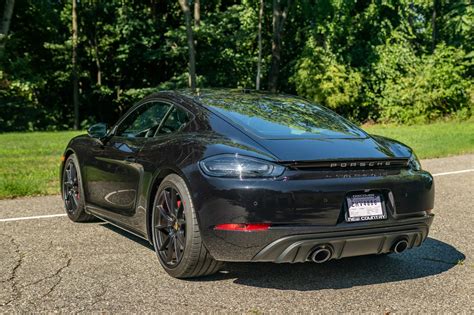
[151,174,223,278]
[62,154,96,222]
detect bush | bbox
[0,70,41,131]
[292,37,364,120]
[293,32,473,125]
[370,39,473,124]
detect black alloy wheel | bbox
[151,174,223,278]
[63,159,80,214]
[62,154,95,222]
[154,186,186,267]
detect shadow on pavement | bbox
[219,238,465,291]
[102,223,154,250]
[101,223,465,291]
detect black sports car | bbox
[60,89,434,278]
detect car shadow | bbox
[216,238,465,291]
[102,223,155,250]
[101,223,465,291]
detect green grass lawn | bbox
[0,120,473,199]
[0,131,82,199]
[362,120,474,159]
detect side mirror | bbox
[87,123,108,139]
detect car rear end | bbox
[190,156,434,263]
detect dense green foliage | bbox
[0,0,472,131]
[1,121,472,198]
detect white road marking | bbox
[432,169,474,177]
[0,213,67,222]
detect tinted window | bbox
[197,93,367,139]
[157,106,190,135]
[116,101,171,138]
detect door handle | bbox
[124,156,136,163]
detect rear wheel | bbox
[62,154,95,222]
[151,174,223,278]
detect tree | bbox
[256,0,264,90]
[431,0,440,52]
[1,0,472,131]
[268,0,291,92]
[179,0,196,90]
[72,0,79,130]
[0,0,15,55]
[194,0,200,27]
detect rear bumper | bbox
[207,215,433,262]
[253,216,433,262]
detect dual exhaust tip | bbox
[309,245,333,263]
[309,239,409,263]
[392,239,409,254]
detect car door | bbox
[83,100,172,216]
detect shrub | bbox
[291,37,364,120]
[370,39,473,124]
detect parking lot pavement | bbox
[0,155,473,313]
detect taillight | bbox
[214,223,271,232]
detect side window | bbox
[116,101,171,138]
[156,106,191,135]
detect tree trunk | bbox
[431,0,439,52]
[256,0,264,90]
[96,58,101,86]
[268,0,290,93]
[194,0,200,27]
[92,37,102,86]
[179,0,196,90]
[0,0,15,54]
[72,0,80,130]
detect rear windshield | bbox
[200,95,367,139]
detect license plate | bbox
[346,193,386,222]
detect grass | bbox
[362,120,474,159]
[0,120,472,199]
[0,131,82,199]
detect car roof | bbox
[138,88,305,112]
[176,88,303,106]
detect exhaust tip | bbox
[309,245,333,263]
[393,239,409,254]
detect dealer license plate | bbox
[346,193,386,222]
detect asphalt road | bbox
[0,154,473,313]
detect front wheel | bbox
[62,154,96,222]
[151,174,223,278]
